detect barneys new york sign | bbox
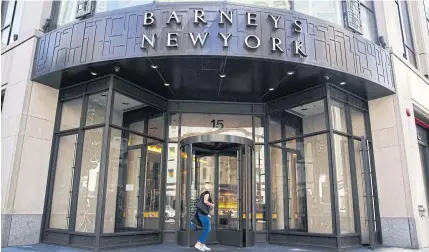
[140,10,308,58]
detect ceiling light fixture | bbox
[122,102,129,105]
[150,64,158,69]
[219,74,227,78]
[114,66,120,72]
[164,83,170,87]
[324,75,330,80]
[302,108,308,111]
[340,81,346,85]
[90,71,97,76]
[269,88,274,91]
[100,93,107,97]
[287,71,295,75]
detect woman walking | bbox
[194,191,214,251]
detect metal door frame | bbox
[176,134,255,247]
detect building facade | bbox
[1,0,429,250]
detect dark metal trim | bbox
[264,110,272,240]
[109,124,164,142]
[180,134,254,147]
[159,112,169,239]
[268,130,330,145]
[326,85,341,248]
[95,77,114,240]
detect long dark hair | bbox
[200,190,213,203]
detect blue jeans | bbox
[197,212,211,244]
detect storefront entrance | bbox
[176,135,256,247]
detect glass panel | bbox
[400,1,414,50]
[331,100,347,133]
[361,6,377,42]
[75,127,103,233]
[143,143,162,229]
[60,98,83,131]
[169,113,179,142]
[56,0,79,27]
[191,149,216,227]
[269,115,281,142]
[271,134,332,233]
[165,143,178,230]
[333,134,355,233]
[9,0,23,42]
[294,0,343,25]
[351,108,366,138]
[180,145,188,230]
[255,145,266,231]
[86,93,108,126]
[254,115,264,143]
[49,134,78,229]
[218,152,239,230]
[1,26,10,45]
[148,113,164,139]
[111,92,145,132]
[425,0,429,19]
[181,114,253,140]
[354,140,369,244]
[406,47,417,68]
[229,0,291,9]
[95,0,153,13]
[270,145,286,230]
[103,128,144,233]
[285,100,327,136]
[1,0,15,28]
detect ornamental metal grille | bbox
[346,0,363,34]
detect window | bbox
[294,0,343,26]
[360,1,378,42]
[396,0,417,68]
[1,0,24,46]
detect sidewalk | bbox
[3,243,429,252]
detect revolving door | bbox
[176,135,256,247]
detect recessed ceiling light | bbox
[302,108,308,111]
[122,102,129,105]
[219,74,227,78]
[287,71,295,75]
[164,83,170,87]
[90,71,97,76]
[269,88,274,91]
[100,93,107,97]
[150,64,158,69]
[340,81,346,85]
[114,66,120,72]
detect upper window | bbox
[360,1,378,42]
[1,0,24,46]
[396,0,417,68]
[294,0,343,26]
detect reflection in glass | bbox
[95,0,153,13]
[148,113,165,139]
[111,92,145,132]
[218,154,239,230]
[60,98,83,130]
[294,0,343,25]
[181,113,253,140]
[56,1,79,27]
[180,145,188,230]
[254,116,264,143]
[86,93,108,126]
[143,143,162,229]
[331,100,347,133]
[49,134,78,229]
[75,128,103,233]
[103,129,144,233]
[361,4,378,42]
[229,0,291,9]
[354,140,369,244]
[255,145,266,231]
[165,143,178,230]
[351,108,366,137]
[270,100,326,142]
[271,134,332,233]
[191,149,216,226]
[334,134,355,233]
[169,113,180,142]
